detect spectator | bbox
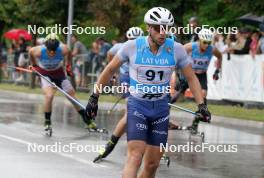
[111,39,118,46]
[0,41,8,80]
[71,34,88,56]
[258,23,264,54]
[85,42,99,83]
[95,37,111,73]
[250,31,260,58]
[9,37,29,81]
[10,39,20,68]
[213,33,227,53]
[71,34,88,87]
[186,16,200,42]
[227,28,251,54]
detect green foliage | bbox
[1,0,264,45]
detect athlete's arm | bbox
[169,71,176,96]
[62,44,72,66]
[213,48,222,69]
[183,42,192,54]
[29,46,40,66]
[107,44,120,63]
[107,52,114,63]
[95,56,123,94]
[62,44,73,76]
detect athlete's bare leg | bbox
[43,87,56,113]
[113,111,127,137]
[42,86,56,127]
[138,145,164,178]
[122,140,146,178]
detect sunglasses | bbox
[201,40,212,45]
[151,25,171,33]
[47,50,56,56]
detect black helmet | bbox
[45,33,60,51]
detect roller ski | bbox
[44,124,52,137]
[81,110,109,134]
[188,116,205,142]
[93,135,119,163]
[161,153,170,167]
[44,119,52,137]
[85,121,108,134]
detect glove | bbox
[213,69,220,80]
[28,65,41,73]
[66,64,73,77]
[195,103,211,123]
[110,75,117,85]
[86,93,99,119]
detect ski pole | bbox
[168,103,197,115]
[8,66,85,110]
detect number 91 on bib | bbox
[137,66,174,84]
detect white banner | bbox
[207,54,264,103]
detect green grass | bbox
[0,83,121,103]
[173,102,264,122]
[0,83,263,122]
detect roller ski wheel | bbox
[85,122,108,134]
[44,125,52,137]
[161,154,170,167]
[201,132,205,142]
[87,127,109,134]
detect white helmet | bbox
[126,27,144,39]
[45,33,60,41]
[198,28,213,41]
[144,7,174,26]
[37,37,45,45]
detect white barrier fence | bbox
[207,54,264,103]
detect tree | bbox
[88,0,135,38]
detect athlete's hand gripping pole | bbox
[168,103,211,123]
[86,93,99,119]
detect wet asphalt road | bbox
[0,91,263,178]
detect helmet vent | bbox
[150,14,158,22]
[153,11,161,19]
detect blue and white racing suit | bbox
[117,37,190,146]
[38,45,73,92]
